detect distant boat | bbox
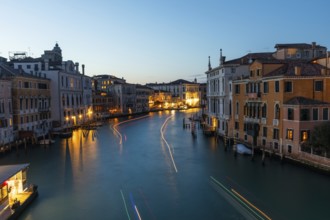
[236,144,252,155]
[39,139,55,145]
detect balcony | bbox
[247,92,261,100]
[244,116,260,124]
[273,119,279,126]
[261,118,266,125]
[38,107,50,112]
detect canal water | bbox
[0,109,329,220]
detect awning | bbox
[0,163,30,185]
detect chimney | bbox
[312,41,316,48]
[82,64,85,75]
[75,62,79,72]
[321,68,326,75]
[295,66,301,76]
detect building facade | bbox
[9,44,92,129]
[0,63,51,139]
[147,79,201,108]
[0,78,14,144]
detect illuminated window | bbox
[286,129,293,140]
[301,130,310,142]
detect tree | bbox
[309,122,330,156]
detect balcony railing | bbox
[247,92,261,99]
[38,107,51,112]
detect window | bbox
[275,104,280,119]
[288,108,294,120]
[286,129,293,140]
[250,70,253,77]
[229,101,232,116]
[313,108,318,120]
[315,81,323,91]
[235,122,239,130]
[273,128,279,140]
[262,104,267,118]
[235,85,240,94]
[256,69,261,76]
[288,145,292,153]
[263,127,267,137]
[275,81,279,92]
[284,81,292,92]
[24,82,29,88]
[236,102,239,115]
[27,65,31,69]
[263,82,269,93]
[323,108,329,120]
[300,109,310,121]
[301,130,310,142]
[231,67,236,73]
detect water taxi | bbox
[0,163,38,220]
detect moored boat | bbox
[38,139,55,145]
[59,131,73,138]
[0,164,38,220]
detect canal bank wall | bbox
[214,134,330,176]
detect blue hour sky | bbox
[1,0,330,84]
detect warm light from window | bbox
[287,129,293,140]
[302,131,308,141]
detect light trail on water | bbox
[113,115,150,145]
[160,115,178,173]
[210,176,270,220]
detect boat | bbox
[0,163,38,220]
[59,130,73,138]
[236,144,252,155]
[39,139,55,145]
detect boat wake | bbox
[160,115,178,173]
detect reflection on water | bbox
[0,110,329,220]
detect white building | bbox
[205,50,273,137]
[147,79,201,108]
[10,43,93,129]
[110,82,136,114]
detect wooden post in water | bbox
[262,148,265,166]
[224,135,227,152]
[233,135,237,158]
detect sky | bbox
[1,0,330,84]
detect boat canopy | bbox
[0,163,30,185]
